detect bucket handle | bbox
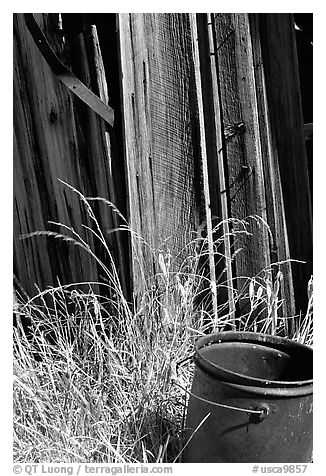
[175,353,269,420]
[174,381,270,420]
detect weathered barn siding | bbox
[249,14,296,319]
[13,12,312,320]
[209,13,312,319]
[118,13,204,290]
[212,14,272,296]
[256,14,312,315]
[13,13,127,298]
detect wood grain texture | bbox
[257,14,312,315]
[23,14,114,127]
[213,14,271,295]
[189,13,218,325]
[196,14,235,321]
[14,12,312,321]
[14,13,95,296]
[118,13,203,291]
[67,24,129,296]
[249,14,296,321]
[13,14,125,297]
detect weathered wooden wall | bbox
[117,12,312,318]
[118,13,204,290]
[211,13,297,319]
[197,13,311,321]
[13,13,128,298]
[13,12,312,320]
[256,13,312,314]
[213,13,271,284]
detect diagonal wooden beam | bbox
[24,13,114,127]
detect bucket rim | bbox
[195,331,313,389]
[216,378,313,397]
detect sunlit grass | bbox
[13,183,313,462]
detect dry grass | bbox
[13,184,313,463]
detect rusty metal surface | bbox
[194,331,313,389]
[183,332,313,462]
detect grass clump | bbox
[14,288,184,462]
[13,184,313,463]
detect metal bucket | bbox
[182,332,313,463]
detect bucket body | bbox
[183,332,313,463]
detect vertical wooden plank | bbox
[189,14,218,327]
[86,25,129,296]
[14,13,99,296]
[196,13,235,323]
[118,13,203,293]
[13,129,54,292]
[249,14,296,321]
[257,14,312,315]
[213,14,271,301]
[117,13,156,288]
[65,21,129,296]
